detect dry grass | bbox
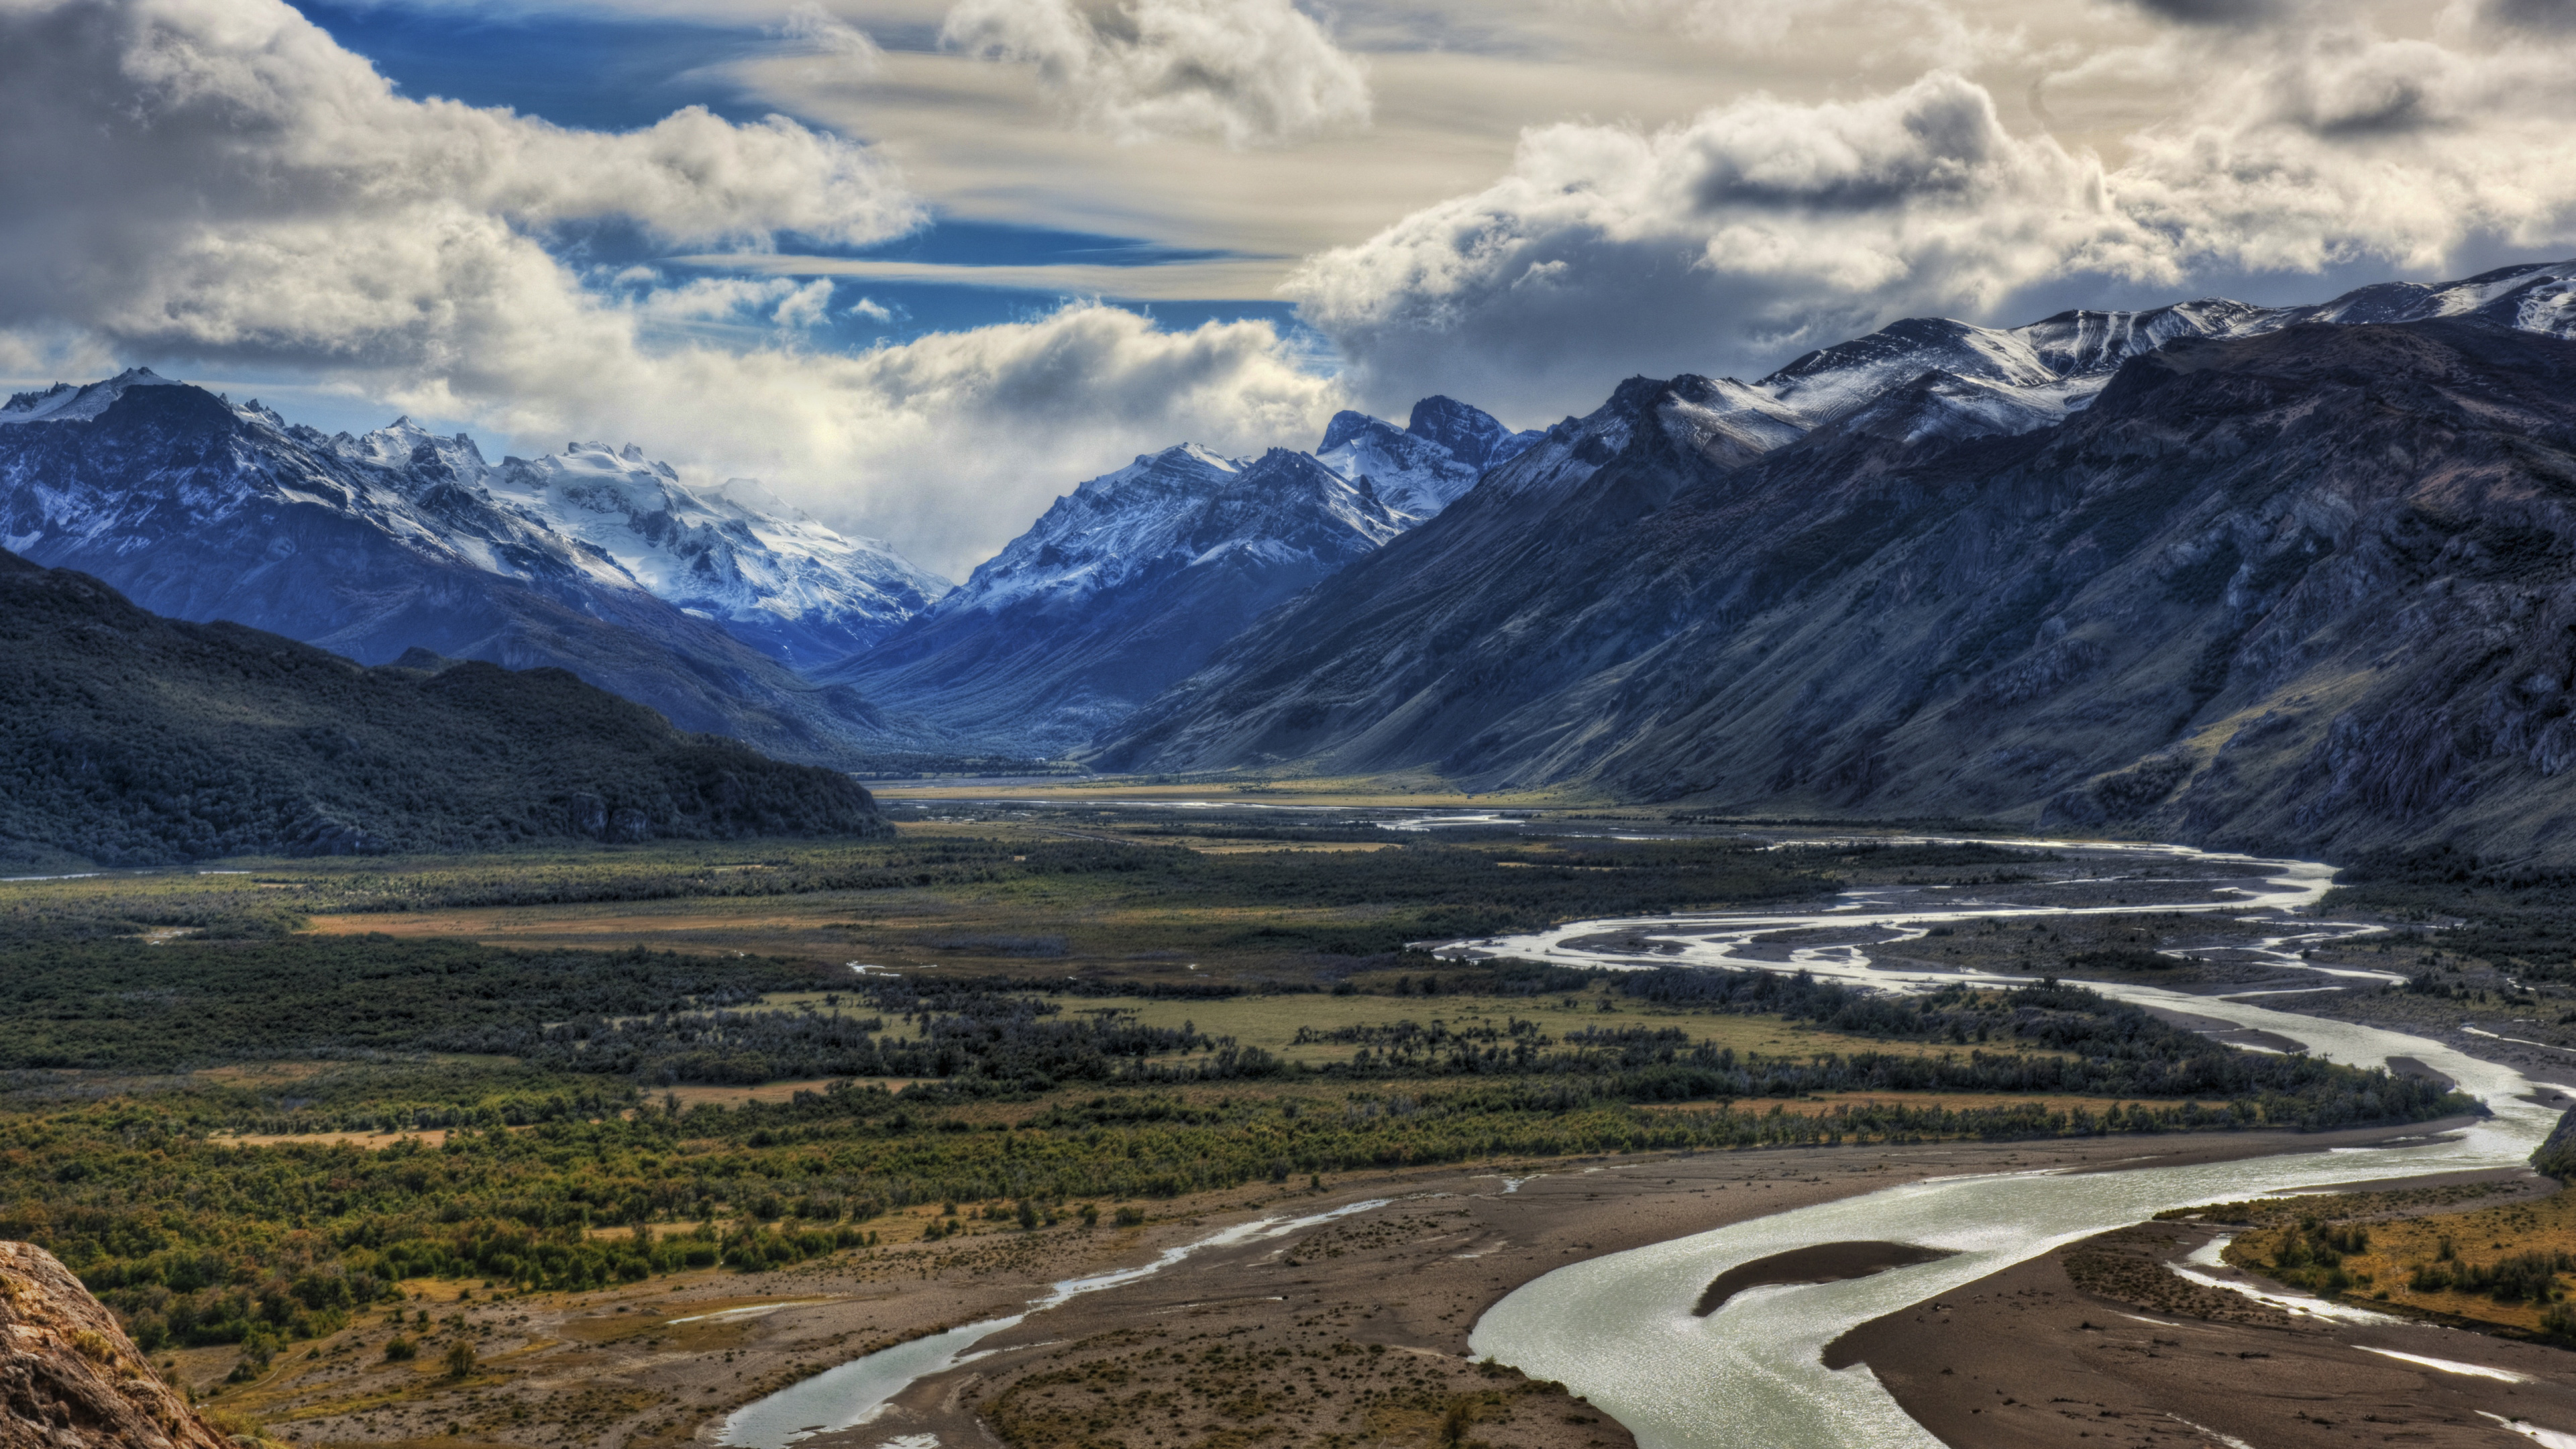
[653,1078,924,1109]
[1040,987,2067,1071]
[2237,1184,2576,1334]
[1634,1091,2134,1118]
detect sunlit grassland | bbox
[2194,1184,2576,1339]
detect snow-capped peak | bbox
[1694,256,2576,457]
[0,367,184,427]
[1313,395,1537,517]
[937,442,1404,620]
[480,439,949,669]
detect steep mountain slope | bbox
[0,549,890,866]
[0,374,924,763]
[819,446,1407,754]
[1100,318,2576,863]
[1314,396,1542,517]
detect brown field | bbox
[866,774,1585,808]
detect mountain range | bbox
[0,549,890,868]
[1097,262,2576,861]
[0,370,950,764]
[14,257,2576,861]
[811,398,1529,754]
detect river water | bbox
[717,1199,1393,1447]
[722,838,2572,1449]
[1456,840,2575,1449]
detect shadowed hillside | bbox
[0,550,892,866]
[1101,319,2576,863]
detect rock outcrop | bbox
[0,1242,231,1449]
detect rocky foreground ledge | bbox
[1,1242,233,1449]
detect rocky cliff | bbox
[0,1241,231,1449]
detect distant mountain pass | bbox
[0,550,892,867]
[820,446,1411,756]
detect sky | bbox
[3,0,2573,579]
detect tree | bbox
[444,1341,477,1379]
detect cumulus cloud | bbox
[1289,73,2131,416]
[0,0,1343,575]
[2484,0,2576,29]
[1293,15,2576,419]
[940,0,1371,146]
[1586,0,2027,68]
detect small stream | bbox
[717,1199,1391,1448]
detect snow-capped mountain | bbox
[1313,396,1541,517]
[0,372,926,762]
[476,437,943,668]
[817,444,1409,754]
[1093,259,2576,834]
[1694,260,2576,450]
[329,425,947,669]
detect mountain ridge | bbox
[0,378,932,764]
[1096,312,2576,863]
[0,547,892,867]
[818,445,1413,755]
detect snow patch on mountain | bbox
[1313,396,1540,518]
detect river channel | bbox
[722,838,2573,1449]
[1452,839,2574,1449]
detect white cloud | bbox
[1291,11,2576,419]
[939,0,1372,146]
[0,0,1345,576]
[1289,72,2129,416]
[431,301,1338,577]
[777,1,886,72]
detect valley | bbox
[13,7,2576,1449]
[7,804,2576,1447]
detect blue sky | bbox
[5,0,2572,572]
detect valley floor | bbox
[1829,1173,2576,1449]
[194,1125,2472,1449]
[15,806,2576,1449]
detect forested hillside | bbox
[0,551,891,866]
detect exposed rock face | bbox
[0,1242,230,1449]
[1099,320,2576,863]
